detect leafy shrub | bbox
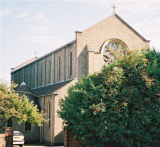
[58,49,160,147]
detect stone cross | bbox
[112,4,117,14]
[34,51,37,57]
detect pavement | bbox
[24,146,63,147]
[13,145,64,147]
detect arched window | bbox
[68,51,72,76]
[32,67,35,88]
[57,56,61,80]
[20,72,23,83]
[48,61,51,84]
[39,65,42,86]
[47,102,51,127]
[25,69,29,85]
[16,74,19,84]
[101,39,127,64]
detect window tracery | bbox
[101,39,127,64]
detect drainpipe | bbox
[40,126,42,142]
[51,94,53,145]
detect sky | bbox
[0,0,160,84]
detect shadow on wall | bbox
[54,130,64,146]
[78,45,88,77]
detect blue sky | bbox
[0,0,160,83]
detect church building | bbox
[10,13,150,145]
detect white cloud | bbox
[0,8,12,17]
[14,10,50,24]
[31,26,50,34]
[14,11,30,18]
[21,34,66,47]
[25,13,47,22]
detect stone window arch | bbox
[101,39,127,64]
[68,51,72,77]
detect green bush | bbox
[58,49,160,147]
[0,82,46,128]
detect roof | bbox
[16,82,41,110]
[114,14,150,43]
[82,14,150,43]
[31,80,73,97]
[11,40,76,73]
[11,57,38,73]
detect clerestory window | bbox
[68,51,72,77]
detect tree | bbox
[0,82,46,129]
[58,49,160,147]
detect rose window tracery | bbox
[101,39,127,64]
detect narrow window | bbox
[39,65,42,86]
[7,119,12,127]
[47,102,51,127]
[48,61,51,84]
[25,69,29,85]
[20,72,23,83]
[25,122,31,131]
[57,57,61,80]
[41,66,42,86]
[69,52,72,76]
[16,74,19,84]
[32,67,35,88]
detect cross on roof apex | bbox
[34,51,37,57]
[111,4,117,14]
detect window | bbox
[48,61,51,84]
[39,65,42,86]
[101,39,127,64]
[26,69,29,85]
[20,72,23,83]
[68,52,72,76]
[25,122,31,131]
[16,74,19,84]
[32,67,35,88]
[47,102,51,127]
[57,56,61,80]
[7,119,12,127]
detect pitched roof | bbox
[16,82,40,110]
[11,40,76,73]
[114,14,150,43]
[11,57,38,73]
[31,80,73,97]
[82,14,150,43]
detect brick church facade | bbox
[10,13,150,144]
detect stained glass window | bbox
[102,39,127,64]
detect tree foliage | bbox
[58,49,160,147]
[0,82,46,128]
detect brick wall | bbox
[76,14,150,77]
[64,131,85,147]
